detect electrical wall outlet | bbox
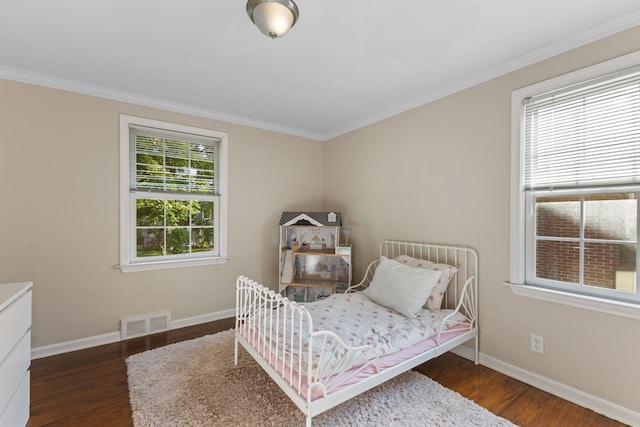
[530,334,544,354]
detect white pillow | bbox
[394,254,458,310]
[364,256,442,318]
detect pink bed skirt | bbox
[237,324,470,401]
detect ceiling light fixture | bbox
[246,0,299,39]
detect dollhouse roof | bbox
[279,212,342,227]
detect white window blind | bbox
[524,67,640,191]
[130,125,220,195]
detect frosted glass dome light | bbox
[246,0,299,39]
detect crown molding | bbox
[323,12,640,140]
[2,11,640,143]
[0,66,324,141]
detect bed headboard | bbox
[355,240,478,314]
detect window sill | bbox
[118,256,230,273]
[507,282,640,320]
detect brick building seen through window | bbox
[535,193,637,292]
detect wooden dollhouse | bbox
[279,212,352,302]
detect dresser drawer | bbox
[0,331,30,417]
[0,370,29,427]
[0,291,31,365]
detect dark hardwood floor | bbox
[28,317,626,426]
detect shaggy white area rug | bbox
[127,329,517,426]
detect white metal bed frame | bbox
[235,240,478,427]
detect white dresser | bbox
[0,282,32,427]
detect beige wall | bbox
[324,26,640,414]
[0,80,324,348]
[1,24,639,418]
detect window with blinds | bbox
[129,125,220,261]
[119,115,228,271]
[524,67,640,192]
[520,65,640,303]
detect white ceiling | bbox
[2,1,640,141]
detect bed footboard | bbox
[234,276,380,410]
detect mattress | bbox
[237,292,470,400]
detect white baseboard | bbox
[31,308,236,360]
[170,308,235,330]
[32,331,121,359]
[450,345,476,361]
[450,347,639,427]
[32,314,639,426]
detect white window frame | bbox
[509,51,640,320]
[119,114,229,272]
